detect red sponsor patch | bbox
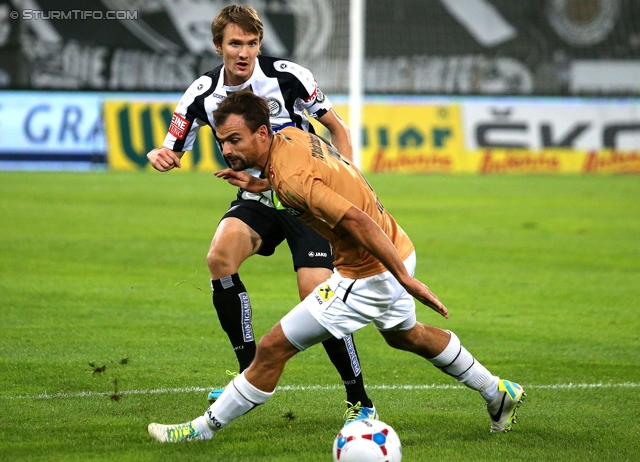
[304,84,318,103]
[168,112,189,140]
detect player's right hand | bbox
[147,147,182,171]
[214,168,270,192]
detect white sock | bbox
[203,372,274,431]
[479,379,499,402]
[428,331,499,402]
[191,416,215,440]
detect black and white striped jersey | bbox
[163,54,333,154]
[162,55,334,207]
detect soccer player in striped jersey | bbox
[146,5,375,422]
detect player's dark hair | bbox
[214,91,272,135]
[212,5,264,53]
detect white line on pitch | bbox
[1,382,638,400]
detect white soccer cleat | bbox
[148,421,205,443]
[343,401,379,426]
[487,379,526,433]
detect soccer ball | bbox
[332,419,402,462]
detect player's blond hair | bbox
[211,5,264,55]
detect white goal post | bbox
[349,0,365,169]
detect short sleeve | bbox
[162,75,212,152]
[273,60,333,119]
[280,174,352,229]
[308,179,353,227]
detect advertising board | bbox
[103,100,225,171]
[461,98,640,173]
[2,91,638,174]
[0,91,105,170]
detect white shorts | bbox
[281,251,417,351]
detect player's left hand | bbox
[403,278,449,319]
[214,169,270,192]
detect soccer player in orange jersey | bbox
[148,91,525,443]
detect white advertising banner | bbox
[0,92,105,153]
[462,99,640,151]
[0,91,106,170]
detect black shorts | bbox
[222,199,334,271]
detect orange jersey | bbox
[267,127,414,278]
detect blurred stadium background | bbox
[0,0,639,173]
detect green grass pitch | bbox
[1,171,638,461]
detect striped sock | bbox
[428,331,499,401]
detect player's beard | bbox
[224,155,250,171]
[223,135,264,172]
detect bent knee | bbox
[256,327,299,362]
[257,332,275,351]
[207,246,231,270]
[207,245,242,278]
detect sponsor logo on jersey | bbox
[240,292,254,342]
[284,190,304,208]
[304,87,317,103]
[265,97,282,117]
[168,112,189,140]
[315,87,325,103]
[317,284,334,302]
[272,188,304,216]
[212,93,225,99]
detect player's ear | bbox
[257,125,269,141]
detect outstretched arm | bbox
[147,147,184,171]
[214,168,271,192]
[336,206,449,318]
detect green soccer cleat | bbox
[148,421,203,443]
[487,379,526,433]
[343,401,379,426]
